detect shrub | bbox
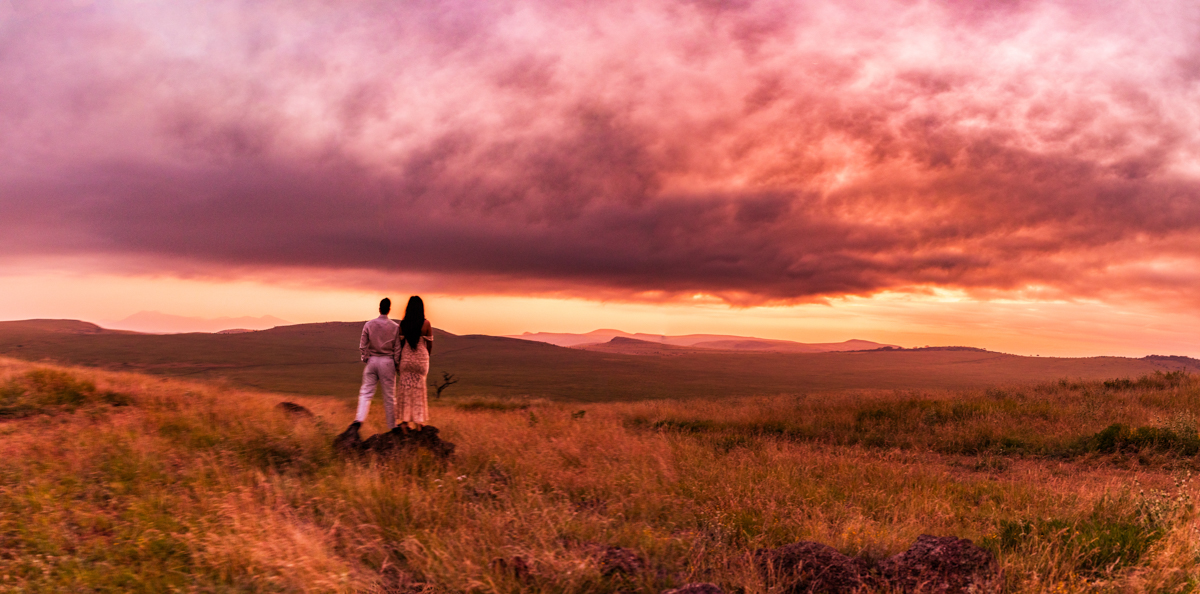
[1081,424,1200,456]
[25,369,96,406]
[1103,371,1192,392]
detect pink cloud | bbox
[2,0,1200,305]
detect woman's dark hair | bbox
[400,296,425,349]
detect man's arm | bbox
[393,322,405,369]
[359,322,371,362]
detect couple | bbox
[353,296,434,430]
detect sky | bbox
[2,0,1200,356]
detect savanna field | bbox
[3,355,1200,593]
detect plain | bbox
[2,353,1200,592]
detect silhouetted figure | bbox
[352,298,399,429]
[395,295,434,428]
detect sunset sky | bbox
[2,0,1200,357]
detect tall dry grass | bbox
[0,356,1198,593]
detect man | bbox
[352,297,399,429]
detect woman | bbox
[394,295,434,428]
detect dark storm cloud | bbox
[2,0,1200,304]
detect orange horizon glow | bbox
[1,270,1197,359]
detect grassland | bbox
[3,356,1200,592]
[1,319,1197,401]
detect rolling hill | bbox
[1,319,1197,401]
[508,329,897,352]
[101,311,291,333]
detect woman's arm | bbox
[423,319,433,355]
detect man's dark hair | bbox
[380,298,391,315]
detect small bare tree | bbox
[432,372,458,398]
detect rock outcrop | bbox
[334,422,456,459]
[755,536,1000,594]
[755,541,872,594]
[333,421,363,453]
[879,535,1000,594]
[596,545,645,576]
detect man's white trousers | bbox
[356,356,396,428]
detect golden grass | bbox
[0,356,1198,592]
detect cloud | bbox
[2,0,1200,305]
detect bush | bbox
[1103,371,1191,392]
[1082,423,1200,456]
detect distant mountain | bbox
[576,337,702,356]
[863,346,990,353]
[4,318,1200,400]
[508,329,638,347]
[687,338,894,353]
[101,311,291,334]
[508,330,898,353]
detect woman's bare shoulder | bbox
[422,319,433,335]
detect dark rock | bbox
[333,421,362,454]
[755,541,871,594]
[880,535,1000,594]
[276,401,315,418]
[598,545,645,576]
[661,583,725,594]
[339,424,456,459]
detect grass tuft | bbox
[991,501,1164,575]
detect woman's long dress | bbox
[396,336,432,424]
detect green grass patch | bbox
[0,369,131,418]
[633,374,1200,460]
[1080,423,1200,456]
[990,496,1171,576]
[993,517,1161,574]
